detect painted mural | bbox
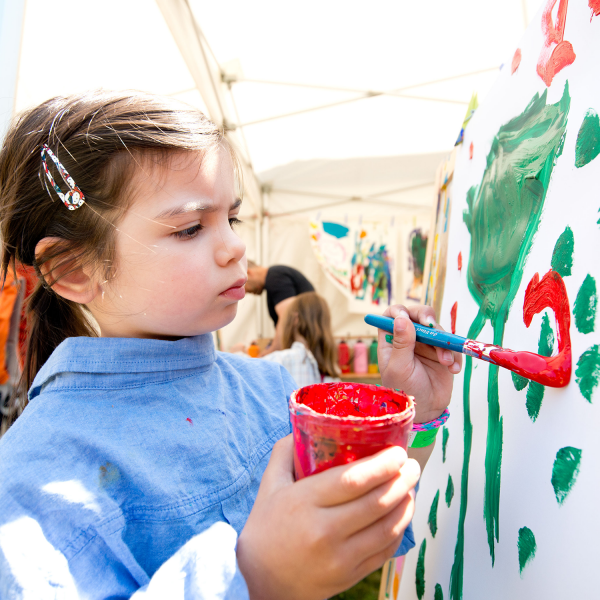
[392,2,600,599]
[309,217,396,313]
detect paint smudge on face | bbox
[428,490,440,537]
[551,226,574,277]
[186,417,193,425]
[511,48,522,74]
[574,275,597,334]
[453,85,570,591]
[446,474,454,508]
[457,251,462,272]
[434,583,444,600]
[99,462,120,488]
[525,313,555,422]
[511,371,529,391]
[575,109,600,168]
[576,345,600,402]
[442,426,449,463]
[536,0,576,87]
[450,302,458,334]
[551,446,582,505]
[517,526,537,575]
[416,538,426,600]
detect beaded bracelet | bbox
[408,408,450,448]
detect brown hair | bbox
[0,91,231,432]
[282,292,339,378]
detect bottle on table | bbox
[247,341,260,358]
[353,339,368,374]
[338,340,351,373]
[368,339,379,374]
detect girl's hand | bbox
[377,304,462,424]
[237,435,420,600]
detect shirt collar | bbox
[30,334,216,398]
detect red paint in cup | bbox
[289,382,415,479]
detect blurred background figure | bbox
[262,291,340,388]
[245,261,314,355]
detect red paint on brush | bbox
[458,252,462,272]
[536,0,576,87]
[511,48,522,74]
[290,383,414,478]
[590,0,600,19]
[450,301,458,334]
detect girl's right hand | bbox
[236,435,420,600]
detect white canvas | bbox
[400,2,600,599]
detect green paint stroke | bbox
[434,583,444,600]
[576,345,600,402]
[416,538,426,600]
[575,108,600,168]
[428,490,440,537]
[574,274,597,334]
[446,474,455,508]
[551,446,582,505]
[452,83,571,592]
[551,226,574,277]
[525,313,555,422]
[511,371,529,391]
[517,526,537,575]
[442,426,449,463]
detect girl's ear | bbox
[35,237,101,304]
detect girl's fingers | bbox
[308,446,409,507]
[329,458,420,535]
[258,435,295,496]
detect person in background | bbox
[262,292,340,388]
[245,261,314,355]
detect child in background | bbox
[0,92,461,600]
[262,291,340,388]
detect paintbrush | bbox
[364,314,570,388]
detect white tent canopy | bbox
[1,0,544,347]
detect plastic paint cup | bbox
[289,382,415,480]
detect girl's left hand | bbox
[377,304,462,424]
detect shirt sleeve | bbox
[265,269,297,308]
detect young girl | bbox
[262,291,340,388]
[0,92,461,600]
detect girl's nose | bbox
[215,222,246,267]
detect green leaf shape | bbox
[446,474,454,508]
[551,446,582,505]
[416,538,426,600]
[576,345,600,402]
[551,226,574,277]
[442,426,449,463]
[434,583,444,600]
[574,274,597,334]
[428,490,440,538]
[525,313,554,421]
[575,108,600,168]
[511,371,529,391]
[517,526,537,575]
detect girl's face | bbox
[89,147,247,339]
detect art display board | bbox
[397,2,600,599]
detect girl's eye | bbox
[229,217,242,228]
[173,224,203,240]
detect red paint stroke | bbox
[465,270,571,387]
[458,251,462,272]
[511,48,522,74]
[186,417,193,425]
[536,0,576,87]
[469,142,474,160]
[590,0,600,19]
[450,301,458,334]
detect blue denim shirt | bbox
[0,334,414,599]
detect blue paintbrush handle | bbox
[364,314,468,353]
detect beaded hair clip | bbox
[40,144,85,210]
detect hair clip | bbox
[41,144,85,210]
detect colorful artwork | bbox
[406,229,428,301]
[309,218,396,313]
[396,3,600,599]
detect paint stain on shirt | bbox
[576,345,600,402]
[517,526,537,575]
[186,417,193,425]
[575,108,600,168]
[573,274,597,334]
[99,462,120,488]
[551,446,582,505]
